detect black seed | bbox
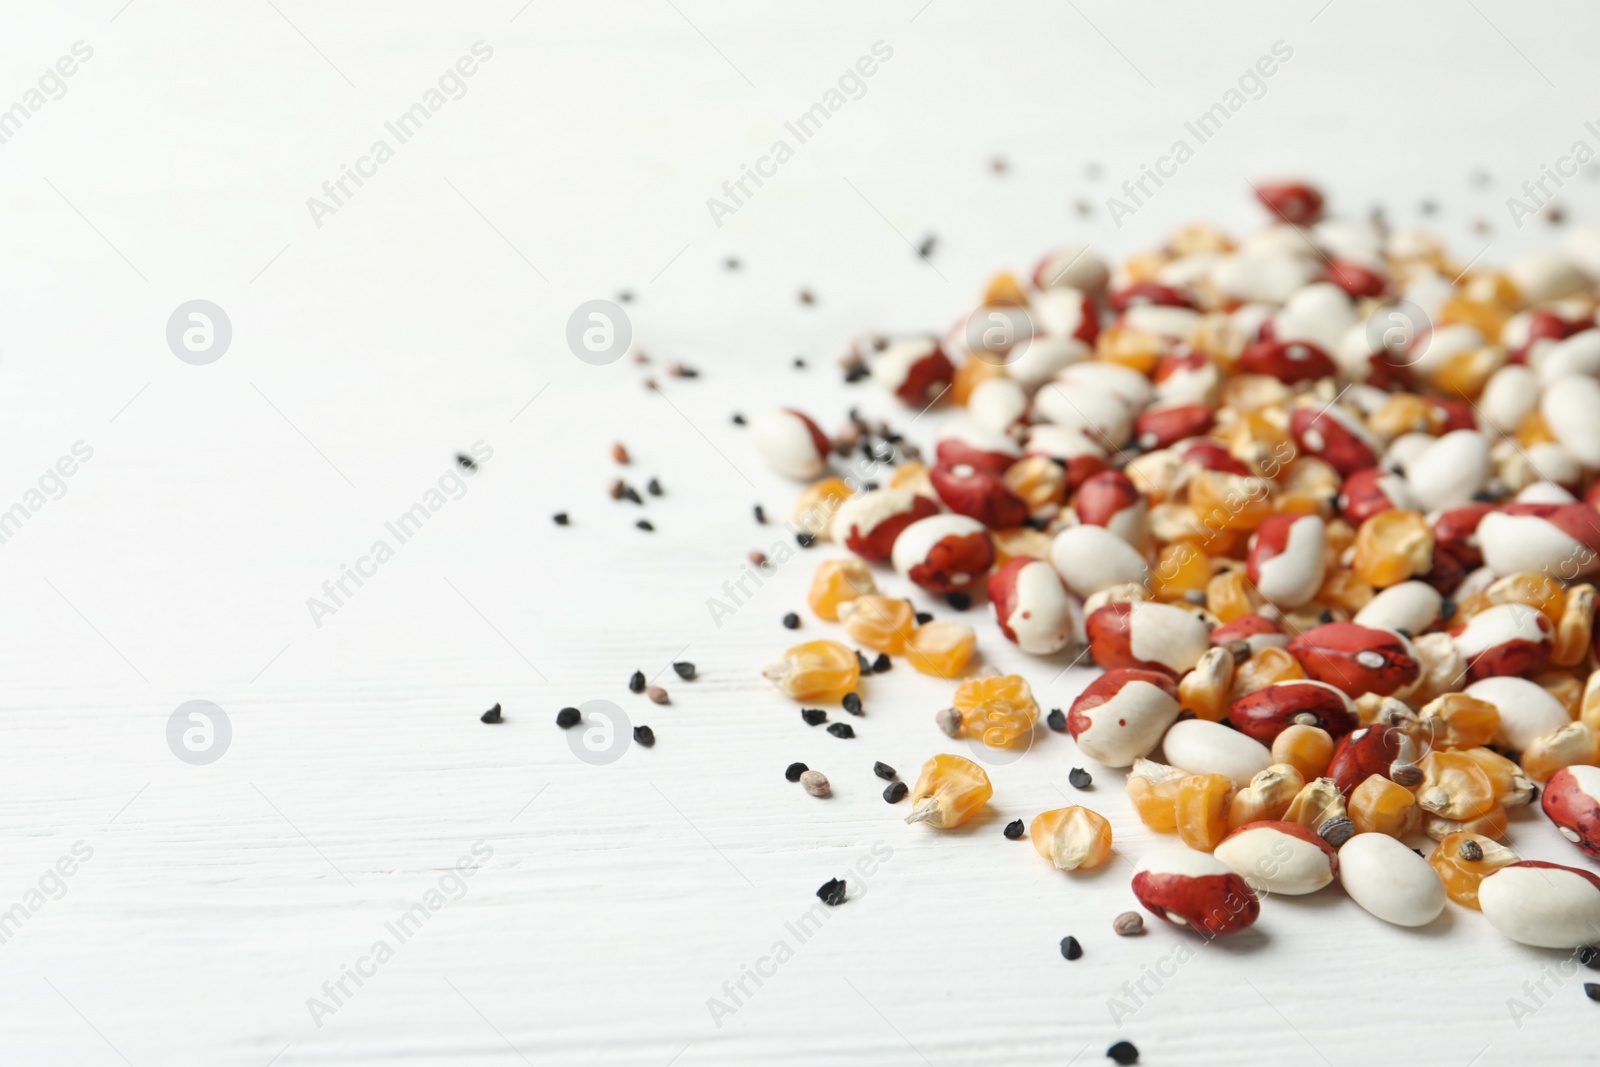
[480,703,503,724]
[1004,819,1025,840]
[632,725,655,747]
[785,762,809,782]
[647,477,663,496]
[618,290,634,303]
[946,591,972,611]
[556,707,580,728]
[873,761,897,781]
[863,480,879,492]
[799,289,815,305]
[793,357,807,369]
[1318,609,1335,624]
[1107,1040,1139,1065]
[636,519,654,532]
[552,512,570,526]
[856,650,873,673]
[622,485,644,505]
[456,453,478,471]
[842,692,863,716]
[1046,709,1067,733]
[629,670,646,693]
[801,708,827,726]
[782,612,801,630]
[872,653,891,673]
[883,781,908,803]
[725,257,742,271]
[816,877,847,906]
[796,532,816,548]
[754,504,766,524]
[844,365,870,383]
[1440,598,1457,622]
[827,722,855,739]
[917,234,937,259]
[1059,936,1082,961]
[732,412,746,425]
[1586,983,1600,1003]
[915,612,934,625]
[1069,767,1093,789]
[673,661,696,681]
[1580,946,1600,970]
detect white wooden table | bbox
[0,1,1597,1063]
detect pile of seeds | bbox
[752,180,1600,972]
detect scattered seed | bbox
[990,156,1008,174]
[634,351,649,363]
[556,707,580,728]
[1547,205,1568,226]
[632,725,655,747]
[672,661,696,680]
[796,532,816,548]
[1113,912,1145,937]
[636,519,654,532]
[1419,198,1438,216]
[799,770,830,796]
[946,591,972,611]
[647,477,663,496]
[1069,767,1093,789]
[1459,840,1484,862]
[608,479,625,500]
[456,453,477,471]
[793,356,807,369]
[1107,1040,1139,1065]
[856,650,873,674]
[917,234,937,259]
[798,289,815,305]
[842,692,863,716]
[1392,763,1423,788]
[827,722,855,739]
[754,504,767,524]
[782,612,801,630]
[612,443,630,465]
[618,290,634,303]
[1580,946,1600,970]
[629,671,646,693]
[622,484,644,505]
[1004,819,1025,840]
[1586,983,1600,1003]
[1046,709,1067,733]
[1318,815,1355,849]
[915,611,934,625]
[883,781,908,804]
[643,378,658,391]
[874,761,897,781]
[785,761,809,782]
[666,363,698,378]
[732,412,746,425]
[1059,936,1082,961]
[725,256,742,271]
[553,512,570,526]
[935,707,961,737]
[480,703,503,724]
[646,685,670,705]
[816,877,847,906]
[801,708,827,726]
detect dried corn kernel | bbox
[1284,776,1346,833]
[1178,645,1235,722]
[1096,323,1166,375]
[949,355,1005,405]
[991,526,1055,567]
[1189,469,1275,532]
[1485,571,1565,627]
[1428,832,1519,909]
[1515,409,1557,448]
[1424,805,1507,843]
[807,558,876,621]
[889,461,935,497]
[1002,456,1067,515]
[1227,764,1305,829]
[1352,510,1433,588]
[904,621,977,678]
[838,595,916,655]
[793,478,853,539]
[1348,774,1419,837]
[1230,645,1305,701]
[1127,758,1184,833]
[1553,584,1596,667]
[1458,747,1535,808]
[983,271,1028,307]
[1153,541,1211,603]
[1317,569,1375,615]
[1410,693,1499,751]
[1176,773,1233,852]
[1415,751,1498,821]
[952,674,1039,748]
[1520,721,1599,783]
[905,754,992,828]
[762,640,861,701]
[1271,724,1335,780]
[1368,394,1441,439]
[1029,806,1113,871]
[1582,669,1600,733]
[1536,670,1584,719]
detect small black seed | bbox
[1060,936,1082,961]
[732,412,747,425]
[629,670,646,693]
[647,477,663,497]
[456,453,478,471]
[673,661,696,680]
[844,365,870,383]
[1580,946,1600,970]
[856,650,873,673]
[1440,598,1457,622]
[754,504,767,524]
[725,257,742,271]
[799,289,816,305]
[618,290,634,303]
[1318,609,1335,624]
[632,725,655,747]
[872,653,891,673]
[946,591,972,611]
[782,612,801,630]
[785,762,809,782]
[1004,819,1025,840]
[1586,982,1600,1003]
[1069,767,1093,789]
[842,692,863,716]
[883,781,908,803]
[827,722,855,739]
[622,485,644,505]
[552,512,570,526]
[793,357,807,369]
[915,611,934,625]
[917,234,937,259]
[555,706,580,728]
[1412,848,1425,857]
[817,877,847,906]
[873,761,897,781]
[863,480,879,492]
[1107,1040,1139,1065]
[796,532,816,548]
[636,519,654,532]
[801,708,827,726]
[480,703,503,724]
[1046,709,1067,733]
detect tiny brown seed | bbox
[1113,911,1145,936]
[748,550,769,567]
[1390,763,1423,788]
[646,685,670,705]
[799,770,830,797]
[608,479,625,500]
[935,707,962,738]
[612,442,631,465]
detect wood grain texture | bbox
[0,1,1597,1063]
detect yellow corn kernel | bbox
[1002,456,1066,515]
[1515,409,1558,448]
[1271,724,1334,780]
[904,621,977,679]
[1283,777,1346,833]
[1583,669,1600,733]
[1486,571,1565,628]
[889,461,934,497]
[950,356,1006,406]
[1229,645,1305,701]
[1352,510,1434,588]
[1317,569,1375,615]
[1432,345,1504,399]
[1348,774,1420,837]
[1554,584,1596,667]
[1188,469,1276,533]
[1178,645,1235,722]
[983,271,1028,307]
[1458,747,1535,808]
[1411,693,1500,751]
[991,526,1055,567]
[1428,832,1520,909]
[1207,569,1263,623]
[1521,722,1600,783]
[1368,394,1442,439]
[1537,670,1584,720]
[1095,323,1166,375]
[1175,774,1234,852]
[905,754,992,828]
[1029,806,1113,871]
[1227,764,1306,829]
[952,674,1039,748]
[1415,751,1498,821]
[761,640,860,701]
[838,595,917,655]
[807,558,876,621]
[792,478,853,539]
[1153,541,1212,603]
[1424,805,1508,843]
[1127,758,1184,832]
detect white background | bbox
[0,1,1597,1064]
